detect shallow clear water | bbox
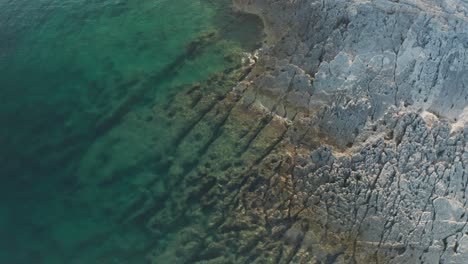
[0,0,261,263]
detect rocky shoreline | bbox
[226,0,468,263]
[51,1,468,263]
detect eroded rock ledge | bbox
[231,0,468,263]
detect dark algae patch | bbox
[0,0,263,263]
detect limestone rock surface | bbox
[232,0,468,263]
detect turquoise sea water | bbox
[0,0,261,263]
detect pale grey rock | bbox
[234,0,468,263]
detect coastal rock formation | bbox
[70,1,468,263]
[231,0,468,263]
